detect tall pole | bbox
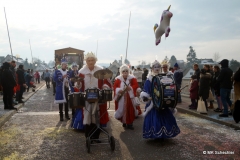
[29,39,33,64]
[4,7,13,61]
[125,11,131,63]
[96,40,98,58]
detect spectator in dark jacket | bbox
[142,68,148,88]
[25,70,33,92]
[10,61,16,80]
[1,62,17,110]
[218,59,233,117]
[204,64,214,109]
[0,65,3,94]
[16,64,26,103]
[193,63,200,81]
[198,69,211,111]
[212,65,223,112]
[233,67,240,104]
[173,63,183,103]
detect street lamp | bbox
[34,64,38,72]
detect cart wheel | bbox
[86,137,91,153]
[109,136,115,151]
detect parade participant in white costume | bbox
[114,64,139,130]
[78,52,112,139]
[54,58,71,121]
[141,60,180,139]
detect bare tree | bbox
[213,52,221,62]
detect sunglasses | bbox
[122,70,128,73]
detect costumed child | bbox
[71,80,84,130]
[140,60,180,139]
[189,75,198,109]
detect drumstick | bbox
[180,84,189,91]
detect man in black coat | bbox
[16,64,26,103]
[193,63,200,81]
[218,59,233,117]
[198,69,211,111]
[1,62,17,110]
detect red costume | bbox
[114,75,138,125]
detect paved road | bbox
[0,85,239,160]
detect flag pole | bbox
[125,11,131,63]
[96,40,98,58]
[29,39,33,65]
[4,7,13,61]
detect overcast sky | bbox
[1,0,240,66]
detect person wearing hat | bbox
[173,63,183,103]
[76,52,112,141]
[140,60,180,139]
[54,57,71,121]
[217,59,233,117]
[114,64,139,130]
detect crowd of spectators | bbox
[189,59,240,118]
[0,61,39,110]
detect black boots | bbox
[59,112,70,121]
[65,112,70,120]
[60,112,64,121]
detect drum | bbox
[101,88,113,101]
[85,87,99,103]
[79,92,86,107]
[151,73,178,111]
[73,92,80,107]
[68,92,85,109]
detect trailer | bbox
[55,47,84,69]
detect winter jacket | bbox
[142,70,148,81]
[198,73,211,100]
[173,68,183,85]
[212,71,220,96]
[190,79,198,99]
[16,69,25,85]
[194,68,200,81]
[1,63,16,88]
[217,61,233,89]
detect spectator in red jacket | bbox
[34,71,40,84]
[189,75,199,109]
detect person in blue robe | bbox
[140,60,180,139]
[54,57,72,121]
